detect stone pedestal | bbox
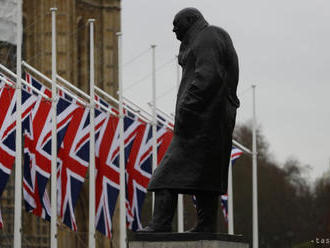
[129,233,250,248]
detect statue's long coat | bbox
[148,19,240,194]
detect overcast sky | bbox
[121,0,330,181]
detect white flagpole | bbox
[13,0,23,247]
[232,140,252,155]
[117,32,126,248]
[50,7,58,248]
[176,56,184,232]
[147,103,173,122]
[151,45,157,212]
[88,19,96,248]
[227,159,234,234]
[252,84,259,248]
[21,61,117,116]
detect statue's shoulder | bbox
[196,25,228,46]
[203,25,235,49]
[206,25,230,38]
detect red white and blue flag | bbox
[125,122,152,231]
[95,108,141,238]
[220,194,229,222]
[23,73,78,221]
[0,73,38,227]
[57,105,107,231]
[220,146,243,223]
[231,146,243,163]
[155,114,174,165]
[125,114,174,231]
[0,75,16,229]
[95,112,120,238]
[23,75,52,220]
[0,77,16,228]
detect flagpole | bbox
[151,44,157,212]
[227,159,234,234]
[50,7,58,248]
[232,140,252,155]
[13,0,23,247]
[21,62,116,116]
[126,98,171,130]
[176,56,184,232]
[252,84,259,248]
[88,19,96,248]
[147,103,173,122]
[117,32,126,248]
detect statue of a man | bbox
[142,7,240,233]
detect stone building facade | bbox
[23,0,120,96]
[0,0,121,247]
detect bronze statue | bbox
[141,7,240,233]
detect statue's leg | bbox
[139,189,177,232]
[188,191,219,233]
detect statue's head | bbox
[172,8,204,41]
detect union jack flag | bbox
[231,146,243,164]
[57,104,107,231]
[0,80,16,227]
[94,94,111,110]
[0,73,38,226]
[125,114,174,231]
[23,73,78,220]
[220,146,243,223]
[220,194,229,222]
[95,109,141,238]
[155,114,174,164]
[23,78,51,219]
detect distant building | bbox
[0,0,120,247]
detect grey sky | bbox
[121,0,330,180]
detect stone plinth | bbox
[129,233,250,248]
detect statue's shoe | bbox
[137,225,171,233]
